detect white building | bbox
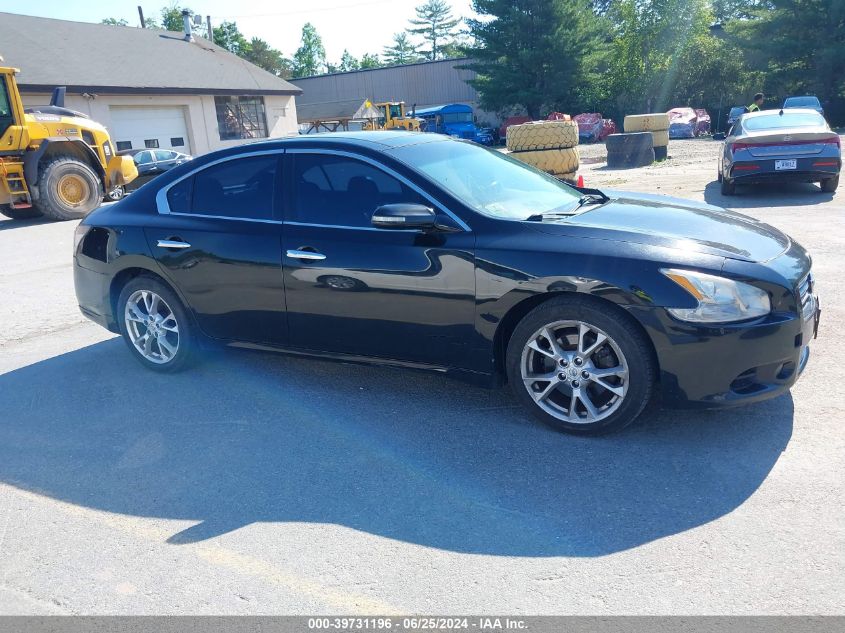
[1,12,301,157]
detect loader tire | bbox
[607,147,655,169]
[0,205,43,220]
[654,145,668,161]
[623,113,670,132]
[33,157,102,221]
[651,130,669,147]
[507,120,579,152]
[510,147,580,175]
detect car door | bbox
[281,149,476,368]
[145,150,288,346]
[131,151,159,189]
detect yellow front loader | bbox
[362,101,422,132]
[0,62,137,221]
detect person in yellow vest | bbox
[748,93,765,112]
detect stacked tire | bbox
[605,132,655,168]
[507,120,580,181]
[624,113,670,161]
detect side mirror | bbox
[713,132,726,140]
[372,203,436,229]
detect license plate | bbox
[775,159,797,170]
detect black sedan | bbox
[107,149,193,200]
[74,132,819,434]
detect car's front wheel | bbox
[506,296,655,435]
[106,185,125,201]
[117,276,195,372]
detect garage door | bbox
[109,106,191,155]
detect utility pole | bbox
[207,15,213,41]
[138,5,146,28]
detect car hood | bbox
[532,191,790,263]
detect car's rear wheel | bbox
[505,296,655,435]
[721,175,736,195]
[821,175,839,193]
[117,276,195,372]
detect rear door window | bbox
[166,155,278,220]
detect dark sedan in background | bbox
[783,95,824,116]
[107,149,192,200]
[719,109,840,194]
[75,132,819,435]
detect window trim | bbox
[156,147,470,232]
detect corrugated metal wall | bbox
[291,58,485,122]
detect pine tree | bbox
[408,0,461,61]
[382,32,421,65]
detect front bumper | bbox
[626,299,819,407]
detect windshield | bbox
[784,97,820,108]
[390,140,581,220]
[744,111,825,131]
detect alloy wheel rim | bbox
[520,320,629,424]
[124,290,179,364]
[109,186,124,201]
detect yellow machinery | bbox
[362,101,422,132]
[0,62,137,221]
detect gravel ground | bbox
[0,139,843,615]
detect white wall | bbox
[21,92,298,156]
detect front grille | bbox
[798,273,816,321]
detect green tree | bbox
[604,0,713,115]
[213,21,250,55]
[292,23,327,78]
[161,3,192,32]
[465,0,608,119]
[339,50,360,72]
[244,37,293,78]
[359,53,383,69]
[382,32,421,65]
[101,18,129,26]
[731,0,844,105]
[408,0,461,61]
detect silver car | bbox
[718,109,841,195]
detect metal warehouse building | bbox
[291,58,499,128]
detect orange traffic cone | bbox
[577,174,584,188]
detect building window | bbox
[144,139,160,149]
[215,96,268,141]
[115,141,132,151]
[170,137,185,147]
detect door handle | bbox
[286,249,326,261]
[157,239,191,249]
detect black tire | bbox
[654,145,668,161]
[117,275,196,372]
[721,176,736,195]
[607,147,655,168]
[33,156,103,221]
[605,132,653,153]
[717,167,723,182]
[0,205,43,220]
[821,175,839,193]
[505,295,656,435]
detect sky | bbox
[0,0,476,62]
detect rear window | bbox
[784,97,820,108]
[744,112,825,131]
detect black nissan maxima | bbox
[73,132,820,434]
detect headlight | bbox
[660,268,771,323]
[73,223,91,254]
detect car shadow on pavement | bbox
[703,180,835,209]
[0,339,794,557]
